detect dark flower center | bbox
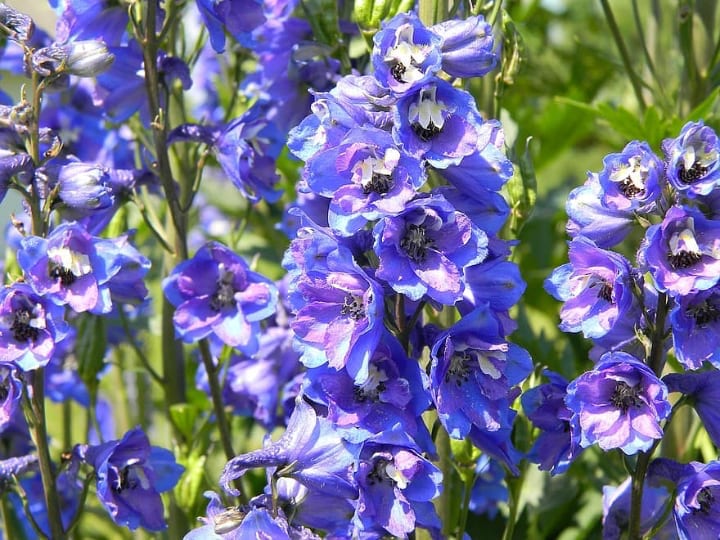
[341,293,365,320]
[678,161,708,184]
[362,172,393,195]
[10,309,39,342]
[390,62,406,82]
[609,381,643,413]
[112,465,138,493]
[401,223,434,262]
[411,121,441,142]
[209,270,236,312]
[687,300,720,326]
[618,176,645,198]
[667,249,702,269]
[49,265,76,286]
[696,486,714,514]
[591,279,613,302]
[353,381,386,403]
[366,458,394,486]
[445,352,472,387]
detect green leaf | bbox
[506,136,537,235]
[169,404,199,443]
[300,0,340,47]
[685,86,720,122]
[76,313,107,395]
[174,453,207,515]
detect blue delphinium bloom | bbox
[374,193,488,304]
[43,158,114,212]
[0,152,34,204]
[664,370,720,447]
[597,140,664,213]
[649,458,720,540]
[163,242,277,352]
[52,0,129,45]
[565,352,671,454]
[469,455,507,518]
[521,370,583,475]
[393,79,484,168]
[195,0,266,53]
[353,433,442,538]
[602,476,672,540]
[430,304,531,440]
[0,283,68,371]
[0,363,22,427]
[545,236,640,340]
[305,127,426,236]
[80,426,184,531]
[641,205,720,297]
[220,397,359,500]
[566,173,637,248]
[431,15,497,78]
[288,241,384,383]
[372,12,442,96]
[668,286,720,370]
[663,120,720,198]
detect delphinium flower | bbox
[521,370,583,475]
[0,282,68,370]
[663,120,720,198]
[78,426,184,531]
[431,15,497,78]
[565,352,671,454]
[602,476,673,540]
[0,363,22,427]
[195,0,266,53]
[469,456,508,518]
[668,286,720,369]
[163,241,277,352]
[664,370,720,447]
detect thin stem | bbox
[117,308,164,386]
[631,0,672,111]
[456,471,476,538]
[600,0,647,112]
[27,370,66,540]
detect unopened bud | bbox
[0,3,34,43]
[65,40,114,77]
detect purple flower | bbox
[372,12,442,95]
[602,476,671,540]
[0,283,68,370]
[374,193,488,304]
[353,435,442,538]
[566,172,636,248]
[393,79,483,168]
[0,363,22,428]
[669,286,720,369]
[663,121,720,197]
[521,370,583,475]
[597,140,664,213]
[430,305,531,440]
[431,15,497,78]
[641,205,720,297]
[195,0,266,53]
[565,352,671,454]
[163,242,277,352]
[305,127,426,236]
[81,426,184,531]
[664,370,720,448]
[44,159,114,212]
[0,4,34,43]
[469,456,507,518]
[0,152,34,205]
[220,397,359,500]
[649,458,720,540]
[545,236,640,339]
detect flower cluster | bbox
[542,121,720,537]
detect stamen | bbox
[209,269,236,311]
[609,381,643,413]
[400,223,434,262]
[341,293,365,320]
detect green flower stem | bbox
[418,0,447,26]
[628,292,669,539]
[600,0,647,113]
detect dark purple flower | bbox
[664,370,720,448]
[565,352,671,454]
[545,236,640,339]
[521,370,583,475]
[372,12,442,95]
[598,140,664,213]
[669,286,720,370]
[220,397,359,500]
[431,15,497,78]
[430,305,531,441]
[602,476,671,540]
[663,121,720,198]
[289,244,384,383]
[641,205,720,297]
[305,127,426,235]
[81,426,184,531]
[374,193,488,304]
[353,435,442,538]
[566,173,636,248]
[393,79,483,168]
[163,242,277,352]
[0,283,68,370]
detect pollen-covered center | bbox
[209,268,236,311]
[341,293,365,320]
[609,381,643,413]
[401,223,434,262]
[678,144,715,185]
[611,155,648,198]
[445,351,472,386]
[47,246,91,286]
[354,150,398,196]
[667,224,703,270]
[408,86,445,142]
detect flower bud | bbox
[65,40,115,77]
[0,3,34,43]
[431,15,498,78]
